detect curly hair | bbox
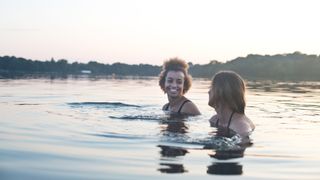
[159,57,192,94]
[209,71,246,114]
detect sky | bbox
[1,0,320,65]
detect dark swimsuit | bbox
[215,111,235,137]
[164,99,191,114]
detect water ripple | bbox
[160,134,244,151]
[68,102,141,108]
[90,132,147,140]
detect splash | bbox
[109,114,165,121]
[161,133,244,151]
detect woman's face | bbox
[165,71,185,98]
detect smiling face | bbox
[165,71,185,98]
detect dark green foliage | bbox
[0,56,161,77]
[189,52,320,81]
[1,51,320,80]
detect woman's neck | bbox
[216,106,234,124]
[168,95,184,106]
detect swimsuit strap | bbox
[215,111,235,128]
[227,111,235,135]
[164,103,170,111]
[177,100,191,113]
[227,111,235,129]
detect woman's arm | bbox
[180,101,201,115]
[162,103,169,111]
[209,115,218,127]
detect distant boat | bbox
[81,70,92,74]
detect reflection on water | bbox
[158,115,190,173]
[209,149,245,160]
[159,115,190,134]
[247,81,320,93]
[157,114,249,175]
[207,162,243,175]
[158,145,189,157]
[207,148,246,175]
[159,163,188,173]
[158,145,189,174]
[0,73,156,81]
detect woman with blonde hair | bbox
[159,58,200,116]
[208,71,254,137]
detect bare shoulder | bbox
[180,101,201,115]
[209,114,218,126]
[231,115,255,136]
[246,117,255,131]
[162,103,169,110]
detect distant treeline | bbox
[0,57,160,77]
[1,51,320,81]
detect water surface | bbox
[0,77,320,180]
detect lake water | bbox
[0,76,320,180]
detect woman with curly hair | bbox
[159,58,200,116]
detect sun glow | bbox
[1,0,320,64]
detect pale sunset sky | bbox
[1,0,320,65]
